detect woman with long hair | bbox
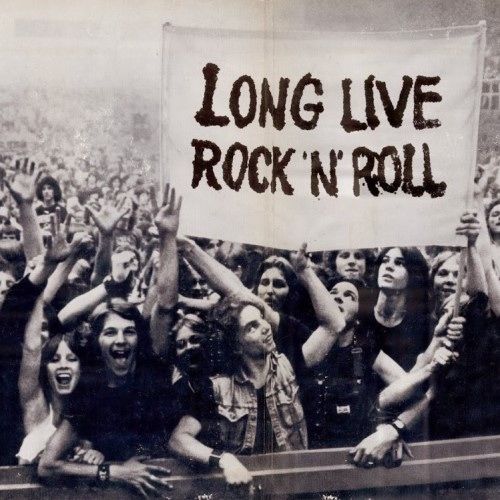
[367,247,431,371]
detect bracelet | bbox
[208,449,224,468]
[96,463,110,483]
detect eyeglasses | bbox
[175,335,203,350]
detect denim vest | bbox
[210,352,308,454]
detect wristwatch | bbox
[390,418,409,440]
[208,449,224,468]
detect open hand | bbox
[4,158,42,206]
[44,208,72,264]
[154,183,182,237]
[112,455,172,498]
[85,198,131,236]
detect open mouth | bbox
[110,346,131,361]
[55,371,73,386]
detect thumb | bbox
[131,455,151,463]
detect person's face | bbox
[175,324,205,374]
[0,270,15,308]
[98,312,138,378]
[329,281,359,324]
[257,267,289,311]
[75,321,92,348]
[335,250,366,280]
[378,248,408,290]
[41,184,54,203]
[237,305,275,358]
[190,269,210,298]
[433,256,459,305]
[487,204,500,235]
[46,340,81,396]
[112,178,121,191]
[87,175,97,188]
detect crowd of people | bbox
[0,145,498,496]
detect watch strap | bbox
[208,449,223,468]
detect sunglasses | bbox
[175,335,203,350]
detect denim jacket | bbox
[209,352,308,454]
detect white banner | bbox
[162,23,485,250]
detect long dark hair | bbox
[39,333,80,402]
[375,247,430,316]
[36,176,62,203]
[208,298,265,376]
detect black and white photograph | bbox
[0,1,499,498]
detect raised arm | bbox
[150,184,181,357]
[377,344,458,410]
[291,244,346,367]
[43,230,93,304]
[86,199,131,287]
[455,211,488,296]
[18,296,48,434]
[5,158,44,260]
[180,236,279,329]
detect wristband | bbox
[208,449,224,468]
[96,463,110,483]
[103,275,130,297]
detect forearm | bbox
[39,458,100,480]
[19,203,43,260]
[302,326,338,368]
[156,234,178,309]
[142,283,158,319]
[412,337,441,371]
[168,432,212,465]
[185,243,246,298]
[179,294,220,312]
[150,304,174,358]
[44,258,77,304]
[91,234,112,287]
[397,388,433,430]
[29,260,57,287]
[378,364,433,409]
[298,267,345,333]
[58,284,107,326]
[466,244,488,295]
